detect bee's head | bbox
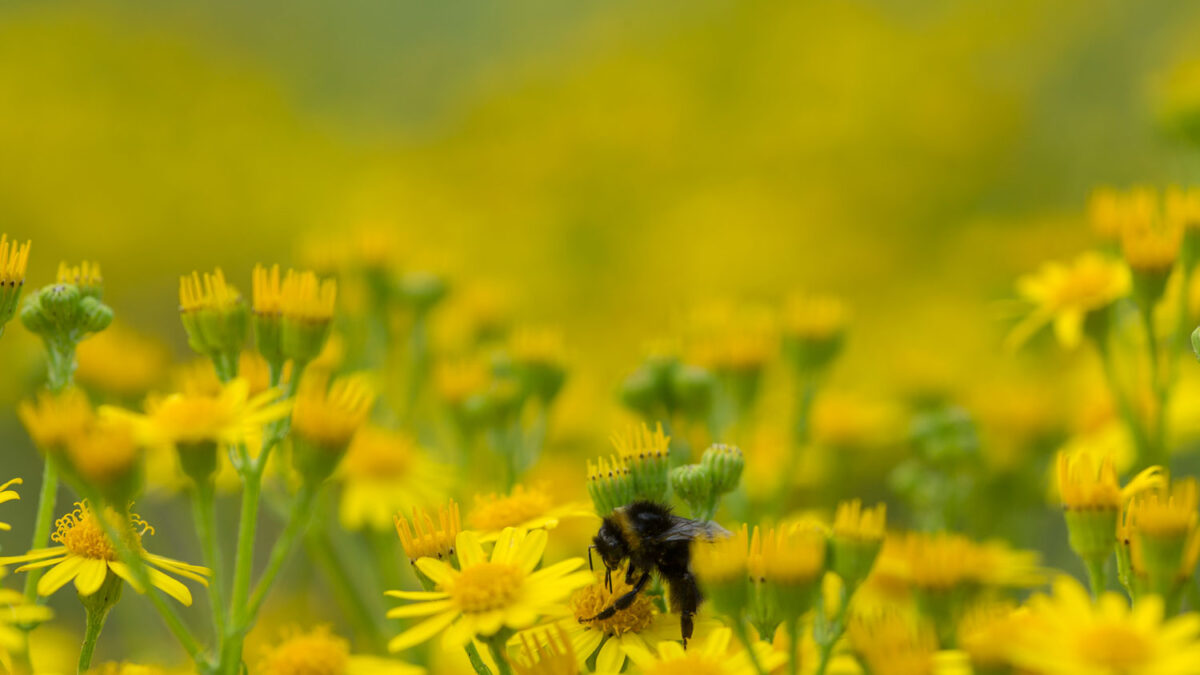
[592,518,628,572]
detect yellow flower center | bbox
[259,627,349,675]
[570,577,655,636]
[451,562,524,613]
[469,487,553,532]
[1076,623,1151,670]
[51,503,149,561]
[643,655,724,675]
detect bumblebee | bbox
[585,500,729,645]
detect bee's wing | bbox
[656,516,731,543]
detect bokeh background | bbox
[6,0,1200,666]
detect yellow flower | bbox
[384,528,592,653]
[179,268,241,313]
[57,260,103,291]
[17,387,94,451]
[61,418,142,492]
[259,625,423,675]
[509,327,565,367]
[781,292,849,341]
[508,625,576,675]
[0,583,53,672]
[433,358,491,406]
[1056,450,1164,511]
[956,601,1028,674]
[1007,252,1131,350]
[394,501,462,564]
[292,372,376,450]
[849,611,965,675]
[622,626,784,675]
[76,322,170,397]
[280,268,337,322]
[0,234,31,284]
[337,426,449,532]
[552,570,723,672]
[833,500,886,542]
[1012,575,1200,675]
[0,478,20,531]
[0,501,210,605]
[174,351,281,398]
[692,523,750,586]
[102,377,291,448]
[467,484,595,542]
[871,532,1044,593]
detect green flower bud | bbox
[670,464,713,517]
[619,367,659,417]
[78,296,113,335]
[0,235,31,337]
[176,440,219,486]
[670,364,715,419]
[179,269,248,367]
[586,455,634,516]
[612,424,671,502]
[700,444,744,495]
[400,272,448,314]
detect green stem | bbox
[1141,308,1169,466]
[1085,556,1108,598]
[191,482,226,640]
[76,605,108,674]
[465,642,494,675]
[367,528,405,599]
[485,634,513,675]
[786,617,800,675]
[776,376,817,511]
[22,460,58,605]
[732,621,768,675]
[220,472,263,675]
[244,485,318,621]
[305,529,388,653]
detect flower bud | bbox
[830,500,886,590]
[670,364,715,420]
[611,423,670,502]
[700,444,744,495]
[670,464,713,518]
[400,271,448,315]
[0,235,31,336]
[279,269,336,365]
[179,269,249,372]
[586,455,634,516]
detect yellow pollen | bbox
[259,626,349,675]
[179,268,242,313]
[469,486,553,532]
[451,562,524,614]
[1076,623,1151,670]
[0,235,31,284]
[571,573,655,636]
[51,502,151,560]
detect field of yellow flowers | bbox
[11,1,1200,675]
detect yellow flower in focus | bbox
[17,387,94,450]
[508,625,576,675]
[0,584,53,672]
[384,528,592,652]
[76,322,170,397]
[622,626,784,675]
[0,501,210,605]
[337,427,449,532]
[554,570,722,672]
[292,372,375,450]
[1013,576,1200,675]
[394,501,462,564]
[468,484,595,542]
[259,625,423,675]
[1056,450,1164,511]
[1007,252,1130,350]
[0,478,20,531]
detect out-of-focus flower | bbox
[61,417,142,503]
[693,524,750,617]
[871,531,1044,594]
[337,426,448,532]
[0,501,210,605]
[173,351,282,398]
[507,625,576,675]
[468,484,594,542]
[509,326,567,403]
[1121,478,1200,599]
[384,528,591,653]
[622,626,784,675]
[179,268,248,370]
[781,292,848,373]
[17,387,95,451]
[955,601,1027,675]
[1012,576,1200,675]
[849,611,964,675]
[76,322,170,398]
[0,581,53,672]
[291,372,375,484]
[830,499,886,590]
[258,625,423,675]
[1007,252,1130,350]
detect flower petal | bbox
[146,567,193,606]
[415,558,457,588]
[37,556,86,597]
[73,558,109,596]
[387,600,456,619]
[385,589,450,600]
[389,610,460,653]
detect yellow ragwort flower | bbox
[259,625,423,675]
[0,501,209,605]
[1008,252,1131,350]
[384,528,591,653]
[781,292,849,341]
[468,484,594,542]
[0,234,31,284]
[76,322,170,397]
[872,532,1044,593]
[622,627,784,675]
[1056,450,1165,511]
[57,261,102,292]
[0,584,52,672]
[292,372,375,450]
[338,427,449,532]
[508,625,576,675]
[179,268,241,313]
[394,501,462,564]
[833,499,887,542]
[1013,575,1200,675]
[17,387,94,451]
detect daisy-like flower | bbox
[467,484,595,542]
[291,372,376,485]
[872,531,1045,594]
[258,625,423,675]
[102,377,291,449]
[338,426,449,532]
[622,626,784,675]
[384,528,592,653]
[0,478,21,531]
[17,387,94,452]
[0,573,53,672]
[0,501,210,605]
[849,611,967,675]
[395,501,462,565]
[549,570,722,672]
[75,322,170,398]
[1007,252,1131,350]
[1012,575,1200,675]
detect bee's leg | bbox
[624,563,637,586]
[680,611,694,648]
[668,571,701,647]
[585,571,651,621]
